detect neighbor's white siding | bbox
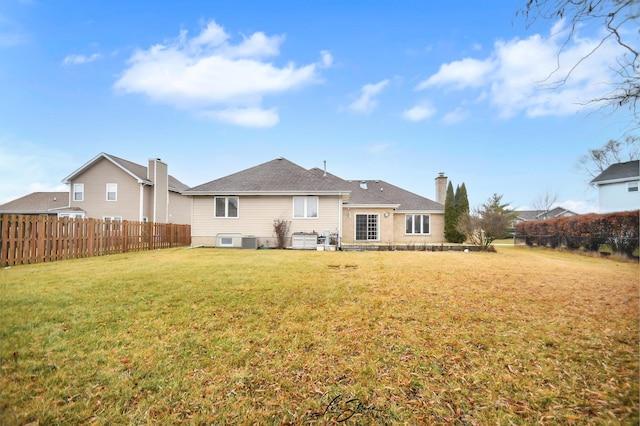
[191,195,341,247]
[598,180,640,213]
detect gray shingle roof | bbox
[185,158,351,194]
[515,207,576,221]
[309,168,443,211]
[591,160,639,184]
[185,158,443,211]
[0,192,69,214]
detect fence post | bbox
[88,218,95,257]
[123,220,129,253]
[0,214,8,267]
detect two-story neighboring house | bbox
[183,157,445,249]
[591,160,640,213]
[61,152,191,224]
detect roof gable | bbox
[62,152,147,185]
[186,158,351,194]
[591,160,640,184]
[62,152,189,192]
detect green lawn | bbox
[1,247,638,424]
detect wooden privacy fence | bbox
[0,215,191,267]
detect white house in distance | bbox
[590,160,639,213]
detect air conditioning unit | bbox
[242,236,258,249]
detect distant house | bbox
[60,153,191,224]
[183,157,445,249]
[590,160,640,213]
[514,206,577,224]
[0,192,80,216]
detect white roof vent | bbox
[360,181,368,190]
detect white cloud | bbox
[0,32,27,47]
[367,142,392,154]
[402,103,436,122]
[558,199,599,214]
[62,53,101,65]
[416,19,626,118]
[416,57,495,90]
[320,50,333,68]
[441,107,468,125]
[114,20,329,127]
[199,107,279,128]
[348,79,389,114]
[0,139,72,204]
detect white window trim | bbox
[103,216,123,222]
[106,183,117,201]
[73,183,84,201]
[214,196,239,218]
[219,236,234,247]
[354,213,379,241]
[293,196,319,219]
[405,214,431,235]
[59,212,85,219]
[628,182,639,192]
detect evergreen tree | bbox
[454,183,469,243]
[444,181,460,242]
[458,194,516,250]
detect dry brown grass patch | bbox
[0,247,637,424]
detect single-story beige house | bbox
[183,157,446,249]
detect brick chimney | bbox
[435,172,447,204]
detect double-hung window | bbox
[405,214,430,235]
[355,214,378,241]
[73,183,84,201]
[293,196,318,218]
[215,196,239,218]
[628,182,638,192]
[106,183,117,201]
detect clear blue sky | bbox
[1,0,636,212]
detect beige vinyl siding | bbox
[69,158,141,221]
[152,160,169,223]
[341,207,395,246]
[191,195,341,247]
[392,212,445,244]
[168,192,191,225]
[143,186,154,221]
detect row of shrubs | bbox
[515,210,639,258]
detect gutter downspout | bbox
[337,193,342,249]
[139,183,144,222]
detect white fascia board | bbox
[344,203,401,209]
[397,209,445,214]
[593,177,639,186]
[185,190,350,196]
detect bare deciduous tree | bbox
[532,191,559,218]
[518,0,639,120]
[577,134,640,179]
